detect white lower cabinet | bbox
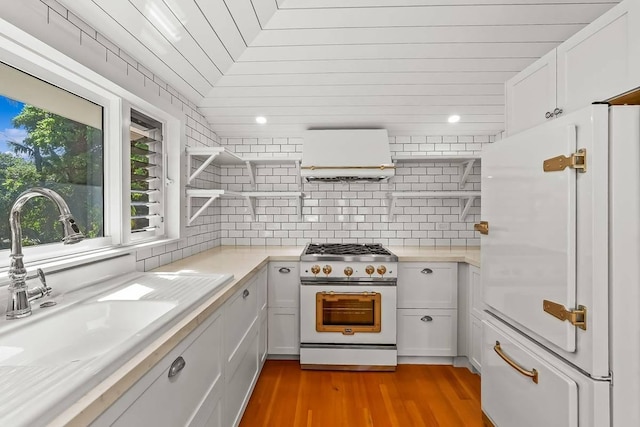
[397,262,458,360]
[92,310,224,427]
[469,315,482,372]
[224,331,259,427]
[397,309,457,356]
[268,307,299,355]
[93,267,267,427]
[267,261,300,356]
[259,316,268,364]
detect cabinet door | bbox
[224,332,259,427]
[506,50,557,136]
[110,313,224,427]
[256,267,268,316]
[397,308,457,356]
[267,262,299,308]
[397,263,457,309]
[469,265,485,319]
[557,1,638,114]
[267,307,300,355]
[225,279,258,367]
[259,316,268,364]
[470,315,482,372]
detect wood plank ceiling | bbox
[59,0,620,137]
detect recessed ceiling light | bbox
[448,115,461,123]
[255,116,267,124]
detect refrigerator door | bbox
[482,317,610,427]
[481,105,609,376]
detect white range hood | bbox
[301,129,394,182]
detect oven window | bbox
[316,292,381,334]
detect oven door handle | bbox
[319,292,378,302]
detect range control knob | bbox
[377,265,387,276]
[311,265,321,276]
[365,265,375,276]
[344,267,353,277]
[322,265,332,275]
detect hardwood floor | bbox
[240,361,482,427]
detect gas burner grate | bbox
[304,243,393,256]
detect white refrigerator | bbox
[479,104,640,427]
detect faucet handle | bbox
[26,269,51,302]
[36,268,47,289]
[38,269,51,297]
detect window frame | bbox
[0,18,184,270]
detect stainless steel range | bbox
[299,243,398,371]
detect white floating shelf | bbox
[392,155,481,163]
[387,191,481,221]
[186,147,301,189]
[186,189,304,224]
[392,155,480,189]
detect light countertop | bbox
[54,245,479,425]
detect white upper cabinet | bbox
[506,50,557,136]
[506,0,640,136]
[556,1,640,113]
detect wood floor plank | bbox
[240,361,482,427]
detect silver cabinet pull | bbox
[420,315,433,322]
[553,107,563,117]
[545,111,553,119]
[278,267,291,274]
[421,268,433,274]
[168,356,186,378]
[242,289,250,299]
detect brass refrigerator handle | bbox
[474,221,489,235]
[493,341,539,384]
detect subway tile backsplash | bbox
[209,136,488,247]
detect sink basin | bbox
[0,271,233,427]
[0,301,176,366]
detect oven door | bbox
[300,284,396,345]
[316,291,381,334]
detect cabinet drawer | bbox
[224,278,258,364]
[483,319,578,427]
[110,312,224,427]
[397,309,457,356]
[398,263,457,309]
[268,262,299,308]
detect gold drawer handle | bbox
[493,341,538,384]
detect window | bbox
[0,26,183,268]
[129,110,164,239]
[0,62,104,250]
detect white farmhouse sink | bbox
[0,271,233,427]
[0,301,176,366]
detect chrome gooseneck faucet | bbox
[7,187,84,319]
